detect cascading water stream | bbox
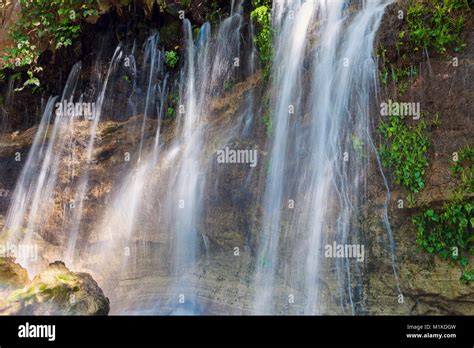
[254,0,392,314]
[63,45,124,267]
[87,5,249,313]
[3,62,82,274]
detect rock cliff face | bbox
[364,1,474,314]
[0,0,472,315]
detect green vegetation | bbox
[407,192,417,208]
[165,91,179,119]
[205,1,223,25]
[7,273,79,305]
[390,65,418,95]
[405,0,469,54]
[262,92,272,135]
[414,201,473,282]
[1,0,98,91]
[164,50,179,69]
[250,0,274,134]
[379,1,470,95]
[432,112,442,128]
[263,109,272,135]
[166,107,175,119]
[122,74,131,83]
[378,45,418,95]
[251,0,273,80]
[223,79,234,93]
[461,269,474,283]
[379,114,429,193]
[451,144,474,191]
[413,145,473,284]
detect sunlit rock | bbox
[0,261,109,315]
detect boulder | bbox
[0,256,29,291]
[0,261,109,315]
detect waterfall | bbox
[64,45,123,267]
[253,0,391,314]
[0,0,400,315]
[88,4,250,314]
[3,62,82,274]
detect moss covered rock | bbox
[0,261,109,315]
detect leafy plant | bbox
[251,0,273,80]
[413,144,473,284]
[379,114,429,193]
[451,144,474,186]
[388,65,418,95]
[414,203,472,258]
[407,192,417,208]
[377,47,417,95]
[164,50,179,69]
[406,0,469,54]
[461,269,473,283]
[166,106,175,119]
[413,200,473,283]
[165,91,179,119]
[2,0,98,90]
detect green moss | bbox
[7,272,79,305]
[56,273,78,283]
[262,92,272,135]
[7,282,47,303]
[223,79,234,93]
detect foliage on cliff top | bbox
[1,0,99,91]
